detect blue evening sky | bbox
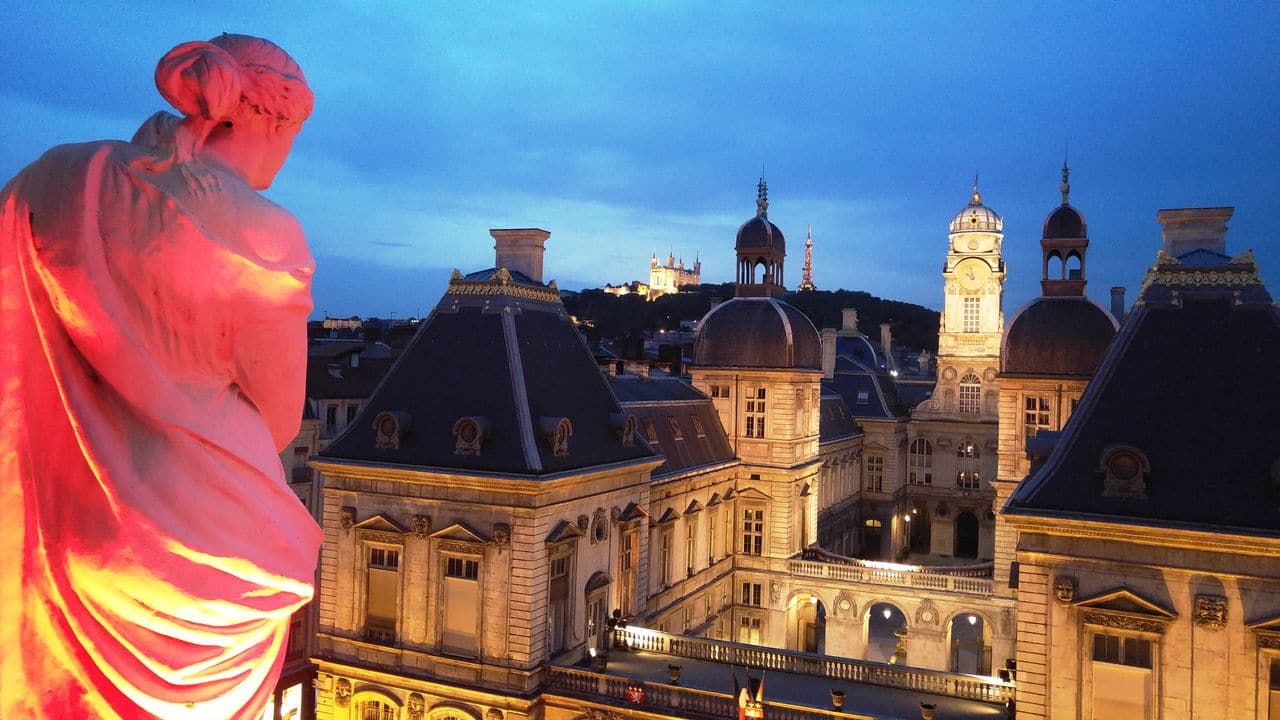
[2,2,1277,319]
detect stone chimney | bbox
[841,308,859,334]
[1110,286,1126,321]
[821,328,837,380]
[1156,208,1233,258]
[880,323,893,364]
[490,228,550,283]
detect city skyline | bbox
[2,2,1277,319]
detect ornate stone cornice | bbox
[445,268,562,304]
[1081,611,1169,634]
[439,541,485,556]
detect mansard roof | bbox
[612,377,737,479]
[819,391,861,443]
[1005,249,1280,536]
[318,270,657,477]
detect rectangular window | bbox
[856,391,869,404]
[365,547,400,643]
[963,296,981,333]
[959,382,982,415]
[345,403,358,426]
[741,508,764,555]
[741,582,762,606]
[1092,632,1152,668]
[325,404,338,435]
[550,555,569,579]
[865,455,884,492]
[620,531,637,616]
[1024,396,1051,440]
[711,384,731,398]
[707,510,717,564]
[685,517,697,576]
[660,531,672,586]
[745,388,766,438]
[445,557,479,579]
[739,616,762,645]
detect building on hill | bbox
[648,251,700,299]
[1004,206,1280,719]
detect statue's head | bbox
[152,34,313,189]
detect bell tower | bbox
[921,178,1005,421]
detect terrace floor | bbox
[597,649,1009,720]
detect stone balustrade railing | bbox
[613,627,1013,705]
[546,665,875,720]
[803,546,995,578]
[786,557,994,596]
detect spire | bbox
[799,224,816,291]
[1060,160,1071,205]
[971,171,982,204]
[756,177,769,218]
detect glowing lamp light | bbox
[589,647,598,658]
[903,514,911,522]
[890,369,899,377]
[968,614,978,626]
[911,507,918,514]
[882,608,893,620]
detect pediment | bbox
[1248,614,1280,649]
[706,492,723,507]
[617,502,649,522]
[429,522,490,544]
[585,571,612,593]
[1075,588,1176,620]
[685,499,704,515]
[735,486,773,501]
[655,506,681,525]
[799,482,812,497]
[352,513,408,534]
[546,519,584,544]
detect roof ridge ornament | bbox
[972,171,981,205]
[756,176,769,218]
[1061,161,1071,206]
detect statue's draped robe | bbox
[0,137,321,719]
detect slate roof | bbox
[306,351,399,401]
[1043,204,1086,239]
[692,297,822,370]
[319,271,657,476]
[736,215,786,253]
[1002,297,1118,377]
[824,353,907,421]
[1005,248,1280,536]
[612,377,736,479]
[819,392,861,443]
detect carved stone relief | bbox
[411,514,432,539]
[1000,607,1014,636]
[914,599,939,626]
[833,592,855,617]
[1081,611,1167,634]
[1193,594,1228,630]
[486,710,505,720]
[492,523,511,552]
[439,541,485,556]
[590,507,610,544]
[334,678,352,707]
[1052,575,1078,604]
[407,693,425,720]
[340,507,356,532]
[769,580,782,604]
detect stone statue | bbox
[0,35,321,719]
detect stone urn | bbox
[830,688,846,710]
[666,664,682,685]
[920,702,936,720]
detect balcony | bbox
[545,626,1011,718]
[785,550,995,597]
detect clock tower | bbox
[916,180,1005,422]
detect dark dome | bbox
[1043,205,1086,239]
[1003,298,1118,376]
[736,216,786,253]
[693,298,821,370]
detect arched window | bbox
[359,700,398,720]
[958,374,981,415]
[956,440,981,489]
[908,439,933,485]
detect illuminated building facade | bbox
[648,251,701,299]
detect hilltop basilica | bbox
[273,170,1280,720]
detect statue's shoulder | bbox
[13,140,144,201]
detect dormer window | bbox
[668,417,684,440]
[1101,445,1150,499]
[451,416,489,456]
[538,416,573,457]
[373,411,412,450]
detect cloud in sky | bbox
[2,1,1278,319]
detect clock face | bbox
[957,259,990,291]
